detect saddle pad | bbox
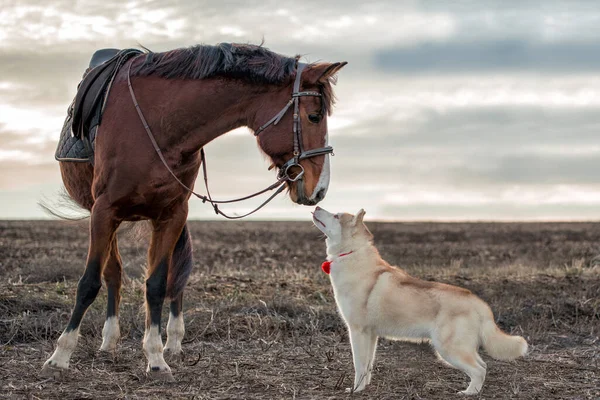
[55,112,96,163]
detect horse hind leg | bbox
[164,224,193,360]
[99,238,123,352]
[143,208,188,381]
[41,200,119,378]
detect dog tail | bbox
[480,312,528,361]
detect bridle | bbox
[127,59,334,219]
[254,62,334,182]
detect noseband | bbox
[127,59,333,219]
[254,62,334,182]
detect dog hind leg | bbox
[436,346,486,395]
[433,322,486,395]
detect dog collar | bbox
[321,251,354,275]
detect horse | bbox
[41,43,347,381]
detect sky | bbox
[1,0,600,221]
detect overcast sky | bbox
[1,0,600,220]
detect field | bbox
[0,220,599,399]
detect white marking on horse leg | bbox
[164,312,185,355]
[309,153,331,201]
[43,328,79,370]
[99,316,120,352]
[143,325,171,375]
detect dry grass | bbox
[0,220,599,399]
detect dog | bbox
[312,207,527,395]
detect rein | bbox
[126,58,332,219]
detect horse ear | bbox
[303,62,348,85]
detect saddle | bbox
[55,48,143,163]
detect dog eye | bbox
[308,113,322,124]
[334,215,339,219]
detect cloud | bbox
[0,160,60,190]
[465,154,600,185]
[2,1,600,219]
[375,40,600,74]
[378,202,600,221]
[334,106,600,151]
[328,106,600,188]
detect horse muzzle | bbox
[292,178,327,206]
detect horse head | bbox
[254,61,347,206]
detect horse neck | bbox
[143,77,279,154]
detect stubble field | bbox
[0,220,599,399]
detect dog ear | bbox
[354,208,366,224]
[352,209,373,240]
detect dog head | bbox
[312,206,373,251]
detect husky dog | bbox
[312,207,527,395]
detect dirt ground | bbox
[0,220,598,399]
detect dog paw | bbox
[458,389,479,396]
[345,386,365,394]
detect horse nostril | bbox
[315,188,326,202]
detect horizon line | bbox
[3,217,600,224]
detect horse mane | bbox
[133,43,338,114]
[134,43,297,84]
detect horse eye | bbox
[308,113,322,124]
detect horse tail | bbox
[39,162,95,219]
[38,162,94,221]
[166,223,194,299]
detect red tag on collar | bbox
[321,261,332,275]
[321,251,353,275]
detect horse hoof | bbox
[163,349,183,363]
[98,344,118,353]
[147,369,175,382]
[95,349,117,362]
[40,363,67,380]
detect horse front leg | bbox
[164,292,184,359]
[143,208,188,381]
[41,200,119,378]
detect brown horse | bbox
[41,43,346,380]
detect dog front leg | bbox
[347,328,374,393]
[365,333,378,384]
